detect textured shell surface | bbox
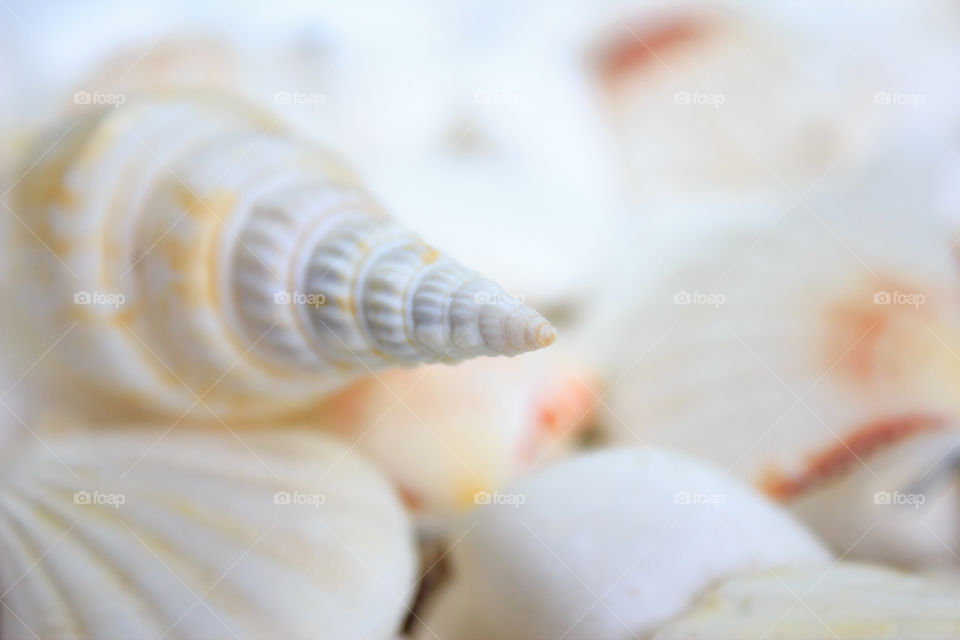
[0,425,416,640]
[416,447,830,640]
[587,142,960,571]
[320,349,598,517]
[652,563,960,640]
[10,93,555,423]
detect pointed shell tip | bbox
[536,322,557,348]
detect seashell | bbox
[416,447,830,640]
[652,562,960,639]
[588,142,960,569]
[320,349,598,517]
[10,93,555,422]
[789,429,960,571]
[588,0,881,206]
[0,423,416,640]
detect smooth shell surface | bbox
[11,93,554,423]
[320,350,598,516]
[653,563,960,639]
[0,426,416,640]
[417,447,830,640]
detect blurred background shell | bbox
[417,447,830,640]
[0,424,416,640]
[586,140,960,569]
[652,563,960,639]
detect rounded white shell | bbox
[320,349,598,516]
[0,425,416,640]
[11,93,554,423]
[416,447,830,640]
[653,563,960,639]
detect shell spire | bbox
[12,93,555,422]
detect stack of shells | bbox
[0,41,566,638]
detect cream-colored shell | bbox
[652,563,960,639]
[320,349,597,517]
[11,93,554,423]
[0,425,416,640]
[417,447,830,640]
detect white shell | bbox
[10,93,554,422]
[588,141,960,569]
[416,447,830,640]
[790,429,960,570]
[652,563,960,639]
[320,349,598,516]
[0,425,416,640]
[590,0,881,207]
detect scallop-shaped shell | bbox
[652,563,960,639]
[588,143,960,568]
[0,425,416,640]
[10,93,554,423]
[416,447,830,640]
[320,350,598,517]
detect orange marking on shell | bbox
[761,413,947,500]
[595,17,706,85]
[824,281,929,387]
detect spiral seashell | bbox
[588,143,960,569]
[416,447,829,640]
[320,350,598,517]
[11,93,555,422]
[0,424,416,640]
[652,563,960,639]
